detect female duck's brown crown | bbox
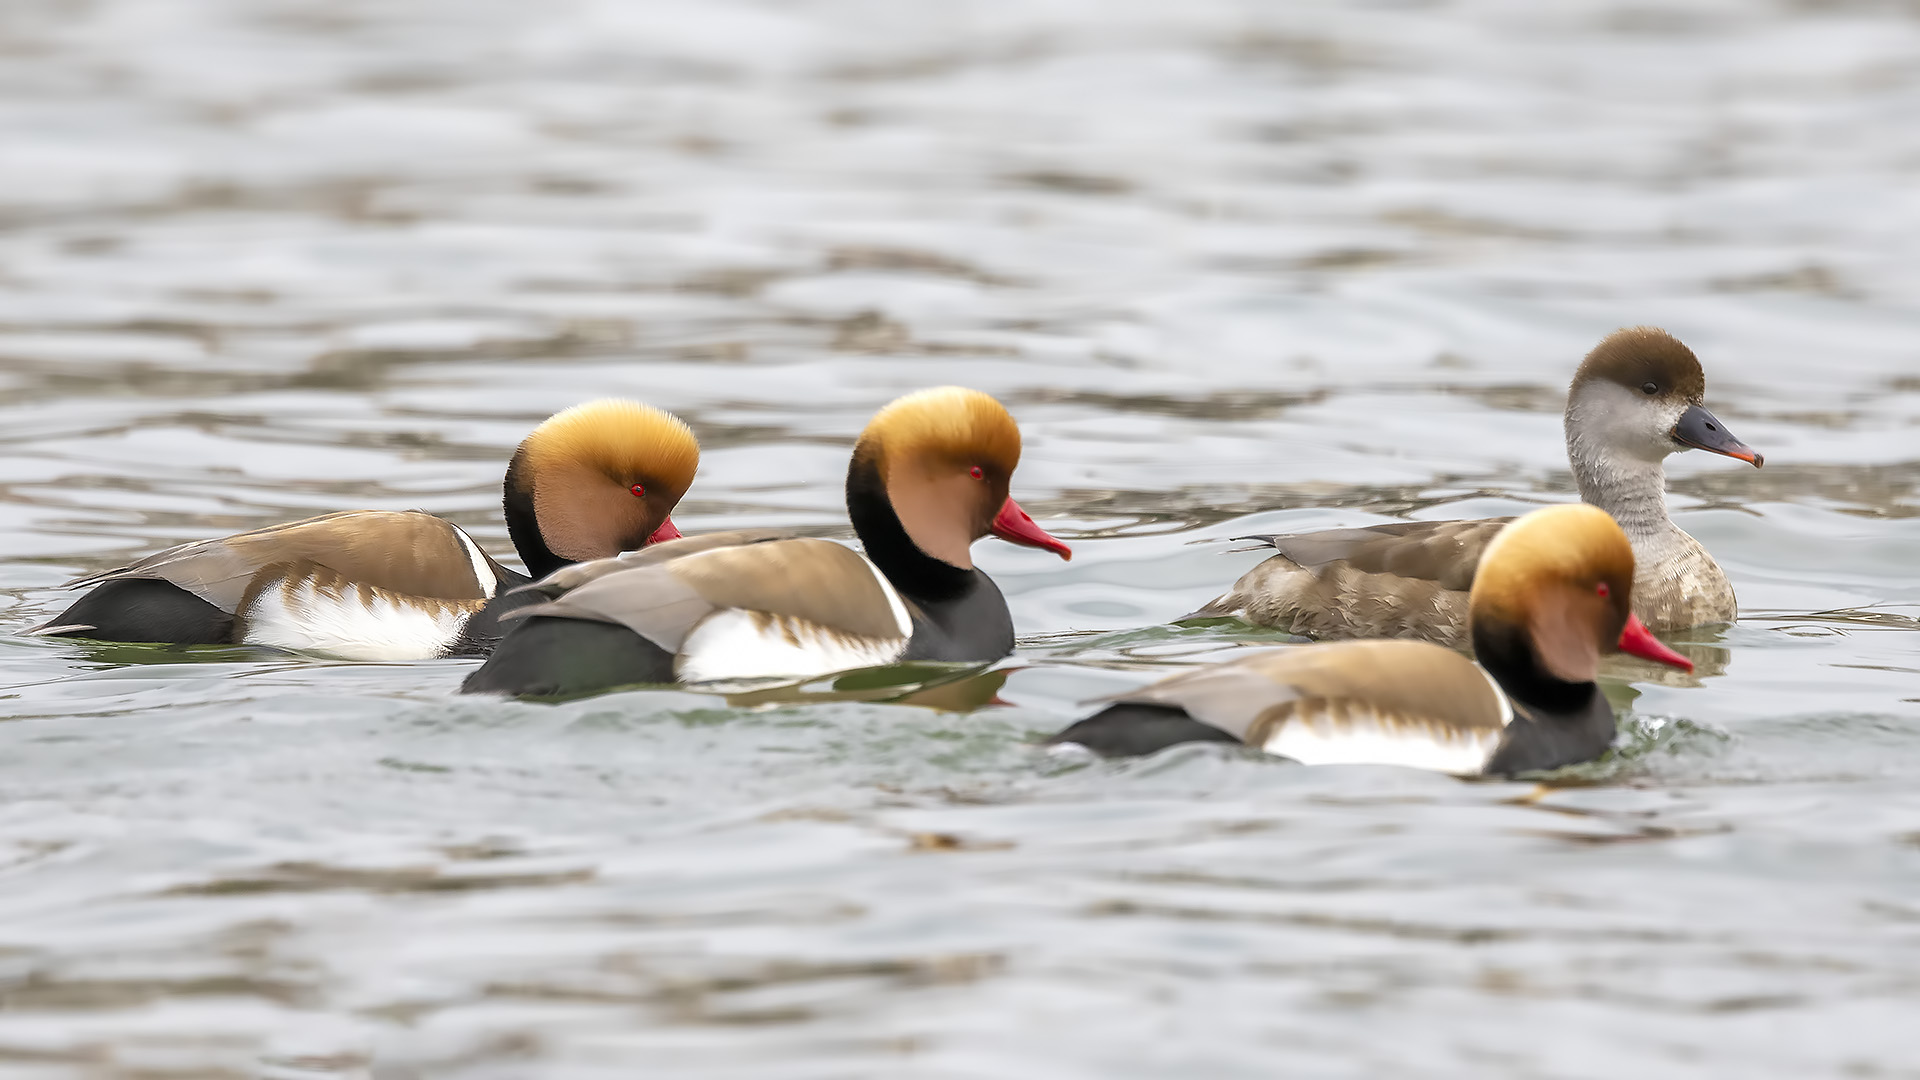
[520,399,700,496]
[1571,327,1708,404]
[853,387,1022,478]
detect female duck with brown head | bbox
[31,400,699,660]
[459,387,1073,697]
[1188,327,1762,643]
[1053,505,1694,777]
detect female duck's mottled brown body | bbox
[1189,328,1763,643]
[1054,505,1695,776]
[32,400,699,660]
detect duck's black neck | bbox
[1475,620,1620,776]
[503,453,569,581]
[846,455,973,602]
[1472,621,1599,717]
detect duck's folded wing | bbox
[502,537,911,656]
[60,510,496,612]
[1110,641,1508,770]
[509,528,791,599]
[1234,518,1511,591]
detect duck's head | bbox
[847,387,1071,571]
[503,400,700,579]
[1566,327,1762,469]
[1469,504,1693,685]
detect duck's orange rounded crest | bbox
[522,399,699,496]
[854,387,1021,479]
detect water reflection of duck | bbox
[1187,328,1763,643]
[461,387,1072,697]
[1054,505,1695,776]
[30,400,698,660]
[721,663,1012,713]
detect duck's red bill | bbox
[990,498,1072,561]
[646,517,683,545]
[1617,614,1692,671]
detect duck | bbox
[1187,327,1763,644]
[459,386,1072,697]
[29,399,699,660]
[1051,504,1694,776]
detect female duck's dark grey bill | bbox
[1672,404,1763,467]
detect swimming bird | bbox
[460,386,1072,696]
[30,400,699,660]
[1187,327,1762,643]
[1052,504,1694,776]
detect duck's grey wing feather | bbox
[509,528,792,598]
[503,537,907,654]
[1236,518,1511,591]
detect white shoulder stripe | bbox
[860,553,913,638]
[1482,666,1514,728]
[451,525,497,599]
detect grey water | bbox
[1,0,1918,1076]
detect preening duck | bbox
[1188,327,1762,643]
[460,386,1072,697]
[1053,504,1694,776]
[30,400,699,660]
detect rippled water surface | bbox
[3,1,1920,1076]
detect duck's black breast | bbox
[1481,687,1617,776]
[444,564,533,657]
[899,569,1016,664]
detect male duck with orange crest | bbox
[1189,328,1763,643]
[31,400,699,660]
[460,387,1072,697]
[1053,504,1694,777]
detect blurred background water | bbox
[1,0,1918,1076]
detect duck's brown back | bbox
[63,510,501,613]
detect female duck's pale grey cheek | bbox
[1652,400,1693,448]
[1570,381,1680,458]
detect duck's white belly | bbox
[675,609,907,683]
[242,578,473,661]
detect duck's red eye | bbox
[629,483,646,497]
[969,466,984,480]
[1596,582,1610,598]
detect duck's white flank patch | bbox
[243,578,472,661]
[452,526,497,599]
[1262,707,1504,776]
[675,609,906,684]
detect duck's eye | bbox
[1640,381,1658,395]
[1596,582,1610,598]
[969,466,984,480]
[629,483,646,497]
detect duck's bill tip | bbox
[646,517,683,545]
[1617,614,1693,671]
[1711,444,1764,468]
[990,498,1072,560]
[1673,404,1763,468]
